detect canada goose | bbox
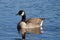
[17,10,45,40]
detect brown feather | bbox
[26,18,43,24]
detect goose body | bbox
[17,10,45,40]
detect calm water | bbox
[0,0,60,40]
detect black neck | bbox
[21,14,26,21]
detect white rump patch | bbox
[40,20,43,30]
[40,20,44,33]
[40,20,43,27]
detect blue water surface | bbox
[0,0,60,40]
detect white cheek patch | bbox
[21,12,24,16]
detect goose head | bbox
[17,10,25,16]
[17,10,26,21]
